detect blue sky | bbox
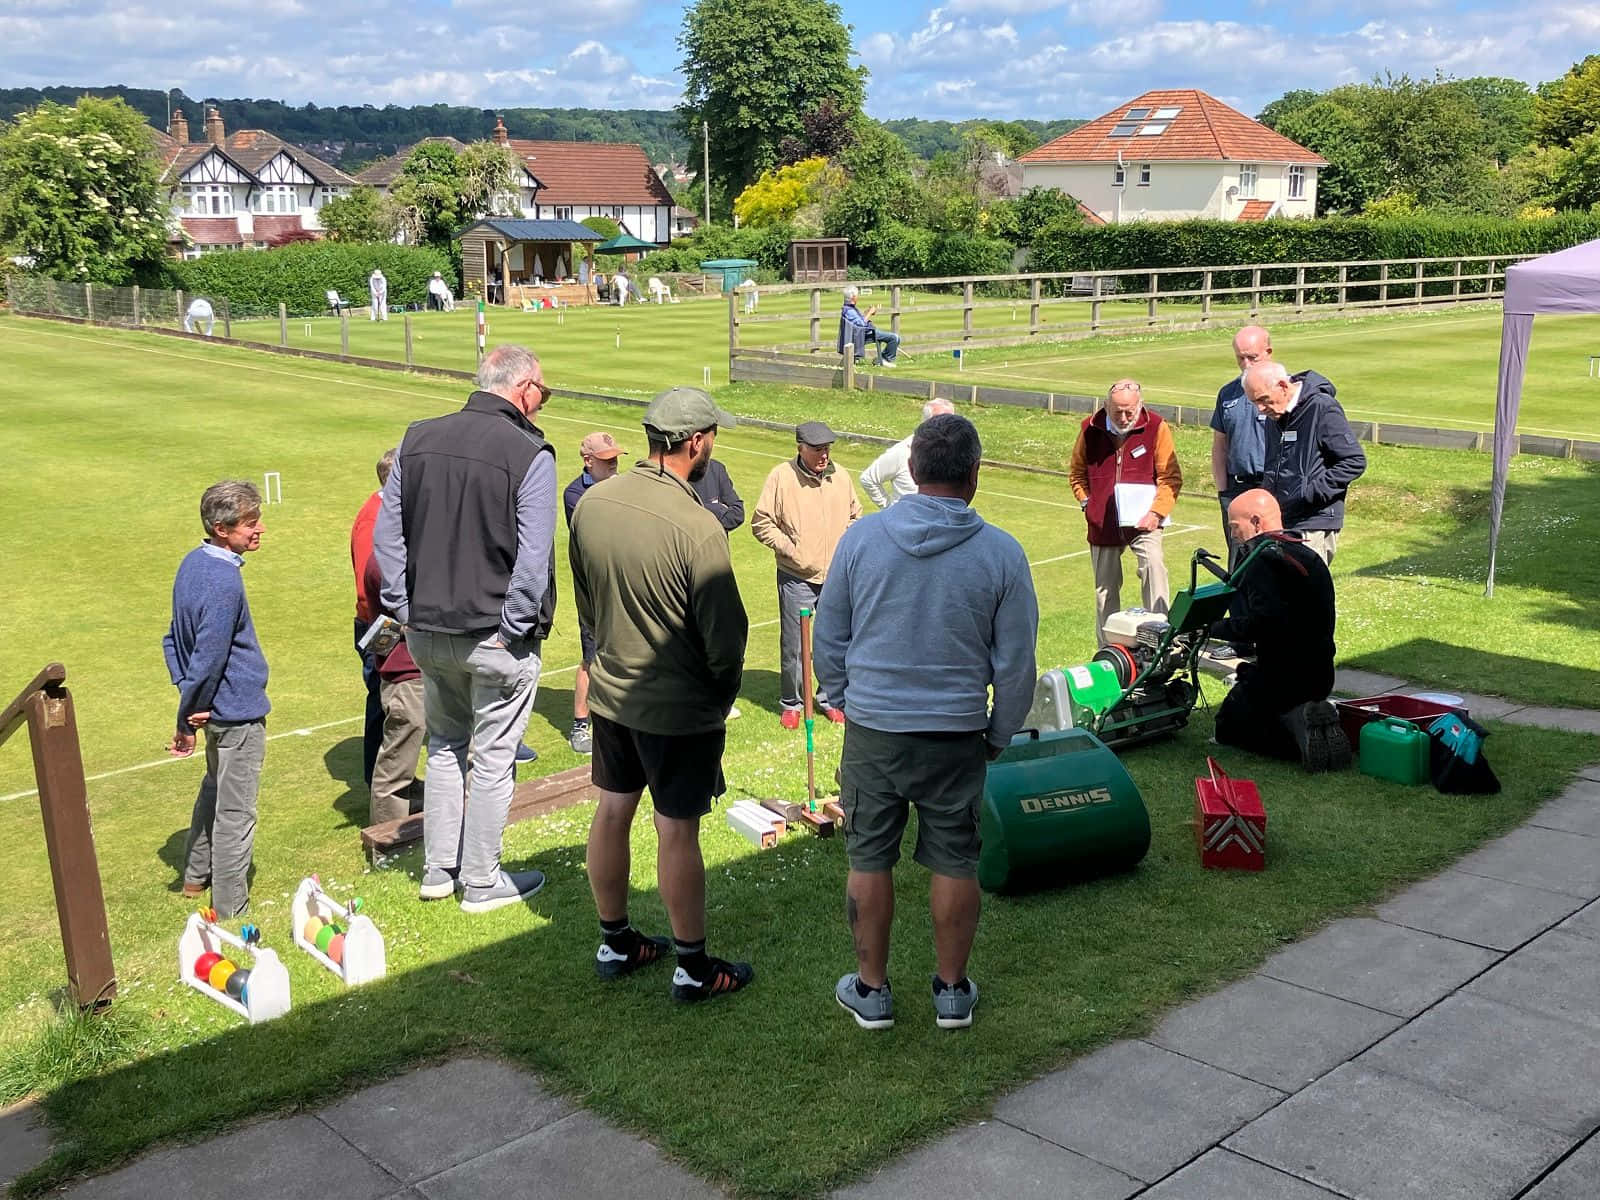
[4,0,1596,126]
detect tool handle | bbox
[1204,755,1240,818]
[800,607,817,809]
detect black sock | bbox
[675,937,709,979]
[600,915,632,951]
[932,975,970,995]
[573,716,590,728]
[854,976,887,998]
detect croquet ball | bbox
[315,925,337,955]
[302,916,324,943]
[225,967,249,998]
[193,951,222,981]
[234,969,251,1005]
[327,933,345,965]
[208,959,236,992]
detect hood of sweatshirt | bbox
[1290,370,1337,408]
[881,493,986,558]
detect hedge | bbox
[172,242,454,317]
[638,224,797,278]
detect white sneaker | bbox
[727,704,742,720]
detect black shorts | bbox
[590,713,726,820]
[578,621,596,665]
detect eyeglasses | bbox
[523,379,552,402]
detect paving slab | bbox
[830,1119,1140,1200]
[1358,992,1600,1136]
[60,1114,400,1200]
[1556,899,1600,941]
[1148,975,1401,1091]
[1257,917,1497,1017]
[1527,779,1600,837]
[1455,692,1528,721]
[994,1040,1281,1183]
[1139,1149,1343,1199]
[1501,705,1600,735]
[1580,764,1600,783]
[1333,668,1409,697]
[414,1110,718,1200]
[1450,826,1600,898]
[1523,1133,1600,1199]
[1466,929,1600,1032]
[1376,869,1586,951]
[0,1100,52,1189]
[317,1057,571,1183]
[1225,1063,1570,1200]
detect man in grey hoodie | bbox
[815,414,1039,1031]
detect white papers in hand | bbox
[1113,482,1169,528]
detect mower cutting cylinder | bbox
[978,728,1150,893]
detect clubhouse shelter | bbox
[458,218,602,307]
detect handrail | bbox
[0,662,66,748]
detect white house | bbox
[156,107,359,255]
[1019,89,1326,224]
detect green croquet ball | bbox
[193,951,221,981]
[315,925,337,955]
[225,967,249,998]
[327,933,345,965]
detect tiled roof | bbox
[1020,90,1327,165]
[1078,202,1106,226]
[1237,200,1275,221]
[355,137,469,188]
[505,139,675,207]
[252,215,312,242]
[223,130,359,187]
[159,143,224,184]
[180,217,245,245]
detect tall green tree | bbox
[389,141,462,248]
[1444,77,1535,165]
[318,186,400,243]
[1534,55,1600,148]
[0,96,168,282]
[456,141,525,217]
[678,0,867,199]
[822,120,921,245]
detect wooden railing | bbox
[0,664,116,1012]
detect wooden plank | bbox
[362,763,596,856]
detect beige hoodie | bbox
[751,458,863,583]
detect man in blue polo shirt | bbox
[1209,325,1272,561]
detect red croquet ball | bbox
[327,933,345,965]
[193,951,222,981]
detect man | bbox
[164,480,271,917]
[1244,361,1366,566]
[183,296,215,336]
[691,446,746,720]
[612,269,630,307]
[368,268,388,321]
[563,431,625,755]
[840,285,900,367]
[1069,380,1182,646]
[427,271,455,313]
[361,550,425,824]
[375,344,557,913]
[350,449,394,787]
[570,387,754,1003]
[859,400,955,509]
[815,414,1038,1031]
[1210,490,1351,772]
[1210,326,1271,555]
[751,420,862,728]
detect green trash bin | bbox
[978,728,1150,894]
[698,258,758,293]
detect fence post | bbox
[85,282,95,322]
[809,288,821,353]
[1295,266,1306,312]
[1453,259,1463,301]
[221,296,231,339]
[842,348,855,392]
[279,303,288,346]
[890,284,902,337]
[1487,259,1498,298]
[962,281,974,342]
[1091,275,1102,331]
[1201,270,1213,324]
[175,289,185,329]
[1029,277,1041,336]
[1147,272,1158,327]
[1413,260,1424,303]
[131,284,140,326]
[1379,263,1389,306]
[1249,268,1261,318]
[1338,265,1348,310]
[404,314,414,365]
[340,310,350,357]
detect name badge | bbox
[1131,445,1148,458]
[1283,430,1299,443]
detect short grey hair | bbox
[843,285,860,302]
[920,399,955,422]
[476,344,539,396]
[910,414,982,486]
[377,447,397,487]
[200,480,262,536]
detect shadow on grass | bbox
[323,737,368,829]
[1344,638,1600,708]
[734,667,787,718]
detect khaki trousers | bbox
[370,675,426,825]
[1299,529,1339,566]
[1090,530,1169,646]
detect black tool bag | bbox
[1427,713,1501,795]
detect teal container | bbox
[1360,717,1430,786]
[978,728,1150,894]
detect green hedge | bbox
[173,242,454,317]
[638,223,796,278]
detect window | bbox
[554,206,573,220]
[316,186,345,207]
[1151,106,1182,120]
[1137,123,1168,136]
[1109,122,1139,138]
[1138,162,1151,187]
[184,183,233,215]
[1238,164,1258,198]
[1113,162,1125,187]
[611,206,624,219]
[253,185,299,214]
[1288,164,1306,200]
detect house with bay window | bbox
[1019,89,1325,224]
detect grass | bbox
[0,316,1597,1197]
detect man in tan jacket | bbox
[752,420,863,729]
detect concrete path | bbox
[22,678,1600,1200]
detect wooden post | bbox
[279,302,288,346]
[1295,266,1306,312]
[1029,277,1041,336]
[890,284,902,337]
[85,282,95,322]
[1487,258,1498,297]
[809,288,821,353]
[220,296,231,339]
[1379,263,1390,306]
[175,289,185,328]
[1249,268,1261,318]
[727,290,739,352]
[131,284,141,326]
[962,281,974,341]
[1453,259,1463,301]
[1201,270,1212,324]
[1147,272,1158,326]
[340,311,350,357]
[1091,275,1103,331]
[842,348,855,392]
[404,314,414,365]
[1338,265,1348,310]
[1413,260,1424,303]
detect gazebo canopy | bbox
[593,231,657,253]
[456,217,601,242]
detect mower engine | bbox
[1088,609,1203,746]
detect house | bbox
[1019,89,1326,224]
[156,107,359,255]
[671,206,700,239]
[355,133,544,219]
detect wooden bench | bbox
[360,764,597,859]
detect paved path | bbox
[13,673,1599,1200]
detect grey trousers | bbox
[1090,531,1170,646]
[1300,529,1339,566]
[778,570,830,711]
[370,675,426,826]
[183,719,266,918]
[407,630,541,889]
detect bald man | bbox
[1210,490,1350,771]
[1244,361,1365,567]
[1210,326,1271,556]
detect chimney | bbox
[204,105,225,145]
[168,107,189,142]
[493,115,509,146]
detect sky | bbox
[3,0,1597,125]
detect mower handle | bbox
[1191,548,1230,588]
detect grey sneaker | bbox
[569,720,592,755]
[933,975,978,1029]
[726,704,742,720]
[1282,701,1352,773]
[418,865,459,901]
[836,973,894,1030]
[460,868,546,913]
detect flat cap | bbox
[642,387,736,440]
[795,420,836,446]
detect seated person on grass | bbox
[1210,489,1352,773]
[840,285,900,367]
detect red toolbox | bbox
[1334,694,1467,751]
[1194,757,1267,871]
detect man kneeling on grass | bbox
[815,414,1039,1030]
[1211,489,1352,772]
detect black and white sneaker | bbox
[670,957,754,1003]
[595,932,671,980]
[1282,701,1352,773]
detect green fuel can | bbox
[978,728,1150,894]
[1359,717,1431,786]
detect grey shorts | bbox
[839,721,988,878]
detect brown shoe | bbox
[181,882,207,899]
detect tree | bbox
[1534,55,1600,148]
[389,141,462,249]
[822,121,922,245]
[456,141,525,218]
[1260,93,1381,214]
[733,156,839,229]
[776,98,857,166]
[1444,77,1535,165]
[678,0,867,197]
[0,96,167,282]
[319,186,400,243]
[1510,133,1600,211]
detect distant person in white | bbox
[183,297,215,337]
[426,271,455,312]
[613,269,630,306]
[368,269,388,321]
[859,400,955,508]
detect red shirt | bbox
[351,491,382,622]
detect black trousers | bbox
[1214,675,1303,762]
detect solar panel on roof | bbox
[1126,107,1150,118]
[1138,123,1169,136]
[1109,123,1139,138]
[1152,106,1181,119]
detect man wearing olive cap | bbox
[751,420,863,729]
[569,387,756,1003]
